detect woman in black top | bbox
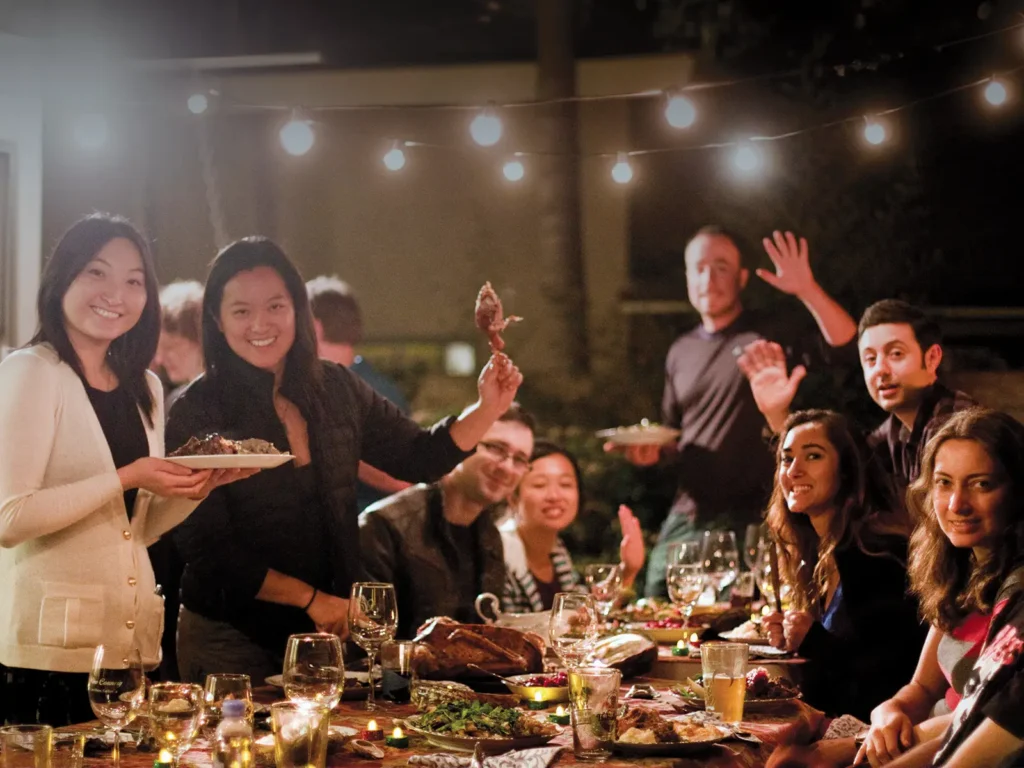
[762,410,926,721]
[167,237,522,683]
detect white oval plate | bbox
[595,425,681,446]
[165,454,294,470]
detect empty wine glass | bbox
[666,563,706,627]
[202,673,253,733]
[349,582,398,711]
[754,537,792,610]
[584,563,622,622]
[549,592,599,668]
[148,683,202,767]
[743,523,767,571]
[666,539,703,566]
[701,530,740,599]
[87,645,145,767]
[283,633,345,711]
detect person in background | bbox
[152,280,205,411]
[359,405,535,639]
[761,409,925,722]
[500,440,645,612]
[307,275,413,511]
[0,214,245,725]
[612,227,857,597]
[168,237,522,683]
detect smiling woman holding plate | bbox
[166,237,522,684]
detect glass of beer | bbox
[700,642,748,724]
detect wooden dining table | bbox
[73,677,826,768]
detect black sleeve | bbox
[984,669,1024,739]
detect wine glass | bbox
[583,563,622,622]
[87,645,145,766]
[666,563,706,627]
[666,540,702,566]
[283,633,345,711]
[548,592,599,669]
[202,673,253,732]
[743,523,767,571]
[701,530,740,600]
[349,582,398,711]
[148,683,202,767]
[754,537,792,611]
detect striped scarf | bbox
[498,519,582,613]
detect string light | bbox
[611,152,634,184]
[73,113,108,150]
[863,118,887,146]
[279,115,315,156]
[664,94,697,129]
[470,107,503,146]
[187,93,209,115]
[984,78,1008,106]
[383,143,407,171]
[502,158,525,182]
[733,143,762,175]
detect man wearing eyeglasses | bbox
[358,404,536,639]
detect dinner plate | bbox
[264,671,380,700]
[608,724,730,756]
[401,717,561,754]
[502,674,570,704]
[166,453,294,470]
[633,625,705,644]
[716,630,771,644]
[595,423,681,447]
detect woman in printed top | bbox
[166,237,522,683]
[761,410,927,722]
[0,215,246,725]
[870,408,1024,768]
[500,441,645,612]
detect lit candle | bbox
[527,690,547,710]
[688,633,701,655]
[361,719,384,741]
[385,725,409,748]
[548,704,570,725]
[671,639,689,657]
[153,749,174,768]
[761,604,772,617]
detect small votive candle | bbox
[362,719,384,741]
[672,639,689,657]
[385,726,409,748]
[548,705,570,726]
[153,749,174,768]
[527,691,548,710]
[688,633,701,654]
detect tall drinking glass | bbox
[567,667,620,761]
[86,645,144,767]
[0,725,53,768]
[271,701,329,768]
[583,564,622,622]
[700,642,748,724]
[283,634,344,711]
[148,683,203,767]
[666,563,705,627]
[701,530,740,598]
[548,592,598,668]
[348,582,398,711]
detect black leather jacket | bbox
[166,352,470,651]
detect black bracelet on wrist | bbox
[302,588,318,611]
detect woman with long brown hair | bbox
[762,409,926,720]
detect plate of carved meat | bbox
[596,420,681,447]
[166,434,294,469]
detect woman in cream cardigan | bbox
[0,214,245,725]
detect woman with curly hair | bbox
[762,409,926,721]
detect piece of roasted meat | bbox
[169,434,281,457]
[474,282,522,353]
[412,617,544,679]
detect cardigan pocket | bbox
[135,590,166,665]
[37,582,105,649]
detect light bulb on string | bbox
[664,94,697,129]
[733,142,762,176]
[502,158,525,182]
[187,93,209,115]
[73,113,108,150]
[611,152,634,184]
[863,119,887,146]
[383,143,406,171]
[984,78,1008,107]
[279,114,315,156]
[470,106,503,147]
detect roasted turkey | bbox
[412,617,544,679]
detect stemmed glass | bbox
[148,683,203,767]
[701,530,740,600]
[548,592,599,669]
[583,563,622,622]
[666,540,702,567]
[283,633,345,711]
[202,673,253,733]
[743,523,767,571]
[666,563,706,628]
[349,582,398,711]
[87,645,145,767]
[754,537,791,610]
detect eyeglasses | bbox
[477,441,531,471]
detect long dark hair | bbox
[202,237,324,407]
[30,213,159,426]
[908,408,1024,631]
[766,409,910,613]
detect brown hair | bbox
[767,409,909,614]
[907,407,1024,631]
[159,280,204,344]
[306,275,363,346]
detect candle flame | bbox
[393,726,404,739]
[534,691,543,702]
[761,604,772,616]
[689,633,698,643]
[555,705,566,716]
[159,749,174,762]
[676,639,685,648]
[367,719,378,731]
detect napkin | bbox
[408,746,564,768]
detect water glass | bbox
[271,702,329,768]
[549,592,599,668]
[380,640,416,704]
[666,539,702,566]
[584,564,622,622]
[1,725,52,768]
[567,667,621,761]
[148,683,203,766]
[349,582,398,711]
[283,633,345,711]
[701,642,748,724]
[666,563,705,625]
[203,673,253,730]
